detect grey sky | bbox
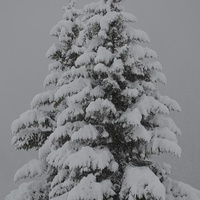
[0,0,200,198]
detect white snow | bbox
[158,95,181,112]
[94,63,108,73]
[119,107,142,126]
[51,169,68,189]
[67,174,115,200]
[68,85,91,104]
[124,55,135,67]
[5,181,48,200]
[102,77,120,90]
[142,81,156,92]
[152,138,181,157]
[75,52,96,66]
[164,178,200,200]
[57,103,84,126]
[47,141,74,168]
[63,1,82,20]
[61,65,88,80]
[65,146,117,171]
[124,27,150,43]
[131,44,157,61]
[86,14,102,26]
[137,95,169,118]
[88,37,103,51]
[55,77,90,100]
[150,70,167,85]
[49,125,72,144]
[49,169,71,199]
[11,110,53,134]
[95,46,114,64]
[84,1,110,13]
[43,71,61,88]
[71,44,84,54]
[146,61,163,71]
[131,125,152,142]
[121,12,137,23]
[48,61,62,71]
[90,85,105,98]
[50,20,73,37]
[120,166,165,200]
[86,98,117,118]
[71,124,99,141]
[152,127,178,143]
[31,90,55,109]
[39,139,51,160]
[100,11,119,31]
[110,58,124,74]
[151,115,181,136]
[122,87,139,98]
[14,159,46,182]
[100,11,136,33]
[57,65,88,86]
[46,43,62,59]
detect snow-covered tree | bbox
[6,0,200,200]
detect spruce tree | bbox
[6,0,200,200]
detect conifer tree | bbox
[6,0,200,200]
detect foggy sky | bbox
[0,0,200,198]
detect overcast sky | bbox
[0,0,200,199]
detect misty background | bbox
[0,0,200,198]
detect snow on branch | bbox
[152,127,178,143]
[67,174,115,200]
[151,115,181,136]
[5,181,49,200]
[90,85,105,99]
[95,46,114,65]
[119,107,142,126]
[158,95,181,112]
[46,43,62,59]
[71,124,99,141]
[137,95,169,118]
[39,139,51,160]
[48,121,86,147]
[122,87,139,98]
[57,66,88,86]
[14,159,46,183]
[121,12,137,23]
[31,90,55,109]
[120,166,165,200]
[86,98,117,120]
[68,84,91,104]
[84,1,110,13]
[47,141,73,168]
[50,20,73,37]
[86,14,102,26]
[11,110,54,134]
[131,125,152,142]
[150,70,167,85]
[131,44,157,61]
[164,178,200,200]
[152,138,181,157]
[124,27,150,43]
[43,71,61,88]
[48,61,62,71]
[57,104,84,126]
[64,146,118,171]
[55,77,90,101]
[75,52,96,66]
[146,61,163,71]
